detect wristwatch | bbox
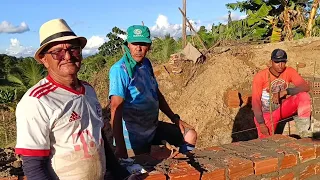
[171,114,180,123]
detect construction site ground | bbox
[2,37,320,178]
[153,37,320,148]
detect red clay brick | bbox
[283,142,316,163]
[280,153,297,170]
[297,138,320,158]
[275,149,298,169]
[252,155,278,175]
[278,172,295,180]
[144,171,166,180]
[225,157,254,179]
[168,162,200,180]
[300,164,316,180]
[201,163,225,180]
[222,142,279,175]
[226,90,240,108]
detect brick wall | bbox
[2,135,319,180]
[145,135,320,180]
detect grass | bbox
[0,110,16,147]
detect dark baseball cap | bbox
[271,49,287,62]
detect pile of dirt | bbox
[155,37,320,148]
[0,148,23,177]
[93,37,320,149]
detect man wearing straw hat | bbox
[14,18,128,180]
[252,48,312,139]
[109,25,197,161]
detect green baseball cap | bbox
[126,25,152,44]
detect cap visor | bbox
[272,58,287,62]
[127,38,152,44]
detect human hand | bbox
[175,119,194,135]
[259,123,270,136]
[272,90,287,104]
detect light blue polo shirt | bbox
[109,57,159,149]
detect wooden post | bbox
[178,7,208,51]
[182,0,187,48]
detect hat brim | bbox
[34,36,87,63]
[127,38,152,44]
[272,58,287,62]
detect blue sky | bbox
[0,0,245,57]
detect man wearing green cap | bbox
[109,25,197,160]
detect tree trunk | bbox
[284,6,293,41]
[306,0,319,37]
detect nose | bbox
[279,62,286,68]
[135,45,142,50]
[64,50,71,61]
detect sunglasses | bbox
[44,46,82,60]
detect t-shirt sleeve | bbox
[15,96,51,156]
[287,67,306,86]
[109,65,129,99]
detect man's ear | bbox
[39,55,49,68]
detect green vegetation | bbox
[2,0,320,147]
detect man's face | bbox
[128,42,150,62]
[271,60,287,73]
[40,40,82,77]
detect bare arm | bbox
[110,95,128,159]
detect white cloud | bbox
[150,14,201,39]
[0,21,30,34]
[5,38,35,57]
[82,35,107,56]
[219,13,247,23]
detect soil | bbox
[154,37,320,148]
[0,148,23,177]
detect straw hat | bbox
[34,18,87,63]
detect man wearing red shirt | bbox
[252,49,312,138]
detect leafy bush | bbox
[0,89,14,104]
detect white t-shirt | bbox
[15,76,106,180]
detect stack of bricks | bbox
[145,135,320,179]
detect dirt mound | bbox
[155,37,320,148]
[93,37,320,149]
[0,148,23,177]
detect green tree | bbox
[98,27,126,56]
[8,57,46,89]
[226,0,308,41]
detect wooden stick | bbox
[178,7,208,51]
[268,73,274,135]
